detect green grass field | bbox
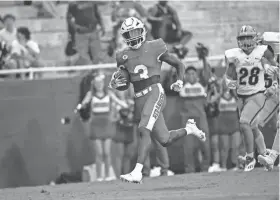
[0,169,278,200]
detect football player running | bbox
[224,25,278,172]
[257,32,279,171]
[110,17,206,183]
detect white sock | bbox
[246,152,254,158]
[132,163,143,174]
[270,150,279,163]
[213,163,220,167]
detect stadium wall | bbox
[0,73,276,188]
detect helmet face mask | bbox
[120,17,147,49]
[237,25,257,52]
[237,35,256,52]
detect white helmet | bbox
[120,17,147,49]
[237,25,257,52]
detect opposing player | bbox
[110,17,206,183]
[224,25,278,171]
[257,32,279,171]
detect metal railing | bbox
[0,55,225,79]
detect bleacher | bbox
[0,1,278,68]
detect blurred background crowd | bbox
[0,0,278,186]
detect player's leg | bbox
[120,84,205,183]
[252,127,266,155]
[254,96,279,158]
[181,115,197,173]
[142,152,151,177]
[238,93,266,171]
[153,113,205,147]
[151,136,170,176]
[120,85,161,183]
[257,94,279,170]
[258,115,280,171]
[258,131,279,171]
[123,126,138,174]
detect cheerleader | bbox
[216,85,241,171]
[112,87,136,177]
[76,73,128,181]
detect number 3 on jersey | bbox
[134,65,149,79]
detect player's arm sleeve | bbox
[224,53,238,89]
[152,38,168,62]
[159,49,185,81]
[115,50,125,69]
[224,51,237,80]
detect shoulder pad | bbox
[225,48,240,63]
[148,38,167,58]
[262,32,280,43]
[149,38,167,49]
[256,45,268,54]
[116,50,128,63]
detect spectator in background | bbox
[147,1,192,59]
[196,43,224,172]
[205,76,222,172]
[33,1,59,18]
[67,1,105,65]
[0,40,9,70]
[215,84,241,171]
[0,15,4,30]
[0,14,17,47]
[65,3,78,66]
[9,27,42,71]
[112,87,136,178]
[179,66,210,173]
[76,73,128,181]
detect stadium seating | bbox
[0,1,278,66]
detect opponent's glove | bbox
[170,80,183,92]
[266,66,279,77]
[109,71,127,89]
[264,81,278,98]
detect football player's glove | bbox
[264,81,278,98]
[266,65,279,77]
[170,80,183,92]
[109,71,127,89]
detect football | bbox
[114,68,130,91]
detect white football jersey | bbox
[225,45,268,95]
